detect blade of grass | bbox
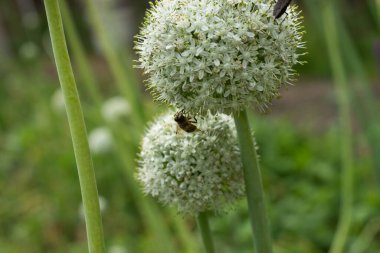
[43,1,105,252]
[59,0,102,106]
[110,131,177,253]
[83,0,146,128]
[322,2,354,253]
[334,9,380,187]
[169,209,199,253]
[305,0,380,194]
[368,0,380,31]
[348,218,380,253]
[59,2,195,250]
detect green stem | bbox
[59,2,191,250]
[322,3,354,253]
[83,0,146,127]
[370,0,380,31]
[197,212,215,253]
[59,0,103,106]
[233,110,273,253]
[43,1,105,253]
[170,209,199,253]
[348,218,380,253]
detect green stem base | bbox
[233,110,273,253]
[44,1,105,252]
[197,212,215,253]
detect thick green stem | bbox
[197,212,215,253]
[322,3,354,253]
[44,1,105,253]
[59,2,192,250]
[233,110,273,253]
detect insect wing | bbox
[273,0,292,19]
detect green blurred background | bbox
[1,0,380,252]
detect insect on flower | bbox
[174,110,200,133]
[273,0,292,19]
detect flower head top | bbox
[136,0,305,114]
[138,112,244,215]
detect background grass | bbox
[1,0,380,252]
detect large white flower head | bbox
[138,112,245,215]
[136,0,305,114]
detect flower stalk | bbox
[233,110,273,253]
[322,3,353,253]
[59,0,103,106]
[44,1,105,252]
[83,0,146,127]
[138,113,245,215]
[197,212,215,253]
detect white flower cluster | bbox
[88,127,113,154]
[101,96,131,122]
[138,112,244,215]
[136,0,305,113]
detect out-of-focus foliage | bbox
[1,0,380,252]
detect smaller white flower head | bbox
[108,245,128,253]
[101,96,131,122]
[136,0,305,114]
[88,127,113,154]
[138,112,244,215]
[51,89,65,114]
[19,41,38,60]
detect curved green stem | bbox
[59,3,192,250]
[197,212,215,253]
[233,110,273,253]
[83,0,146,128]
[322,3,353,253]
[59,0,103,106]
[44,1,105,252]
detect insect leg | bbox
[280,12,288,25]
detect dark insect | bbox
[174,110,199,133]
[273,0,292,19]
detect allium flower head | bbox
[88,127,113,154]
[101,96,131,122]
[51,89,65,113]
[138,112,245,215]
[136,0,305,113]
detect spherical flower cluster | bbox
[137,112,245,215]
[88,127,113,154]
[136,0,305,114]
[51,89,65,114]
[101,96,131,122]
